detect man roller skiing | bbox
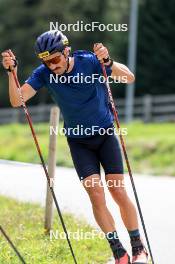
[2,30,148,264]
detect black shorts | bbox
[66,125,124,181]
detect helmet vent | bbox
[44,38,49,51]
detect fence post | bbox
[44,106,60,233]
[12,109,20,123]
[143,95,152,122]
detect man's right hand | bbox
[1,49,36,107]
[1,49,17,72]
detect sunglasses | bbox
[43,54,63,67]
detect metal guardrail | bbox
[0,94,175,124]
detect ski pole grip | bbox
[94,43,110,64]
[7,50,18,72]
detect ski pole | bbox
[0,225,26,264]
[8,52,78,264]
[100,62,155,264]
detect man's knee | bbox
[106,173,128,205]
[82,174,106,209]
[110,186,128,204]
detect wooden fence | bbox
[0,94,175,124]
[114,94,175,122]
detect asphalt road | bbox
[0,159,174,264]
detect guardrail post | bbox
[143,95,152,122]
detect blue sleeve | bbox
[25,66,45,91]
[91,53,112,77]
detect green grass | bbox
[125,122,175,176]
[0,122,175,176]
[0,122,73,167]
[0,196,111,264]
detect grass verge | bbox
[0,122,175,175]
[0,195,111,264]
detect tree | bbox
[136,0,175,95]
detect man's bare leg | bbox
[106,173,148,263]
[82,174,130,263]
[106,173,138,230]
[82,174,116,233]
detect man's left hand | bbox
[93,43,109,62]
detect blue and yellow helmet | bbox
[35,30,69,59]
